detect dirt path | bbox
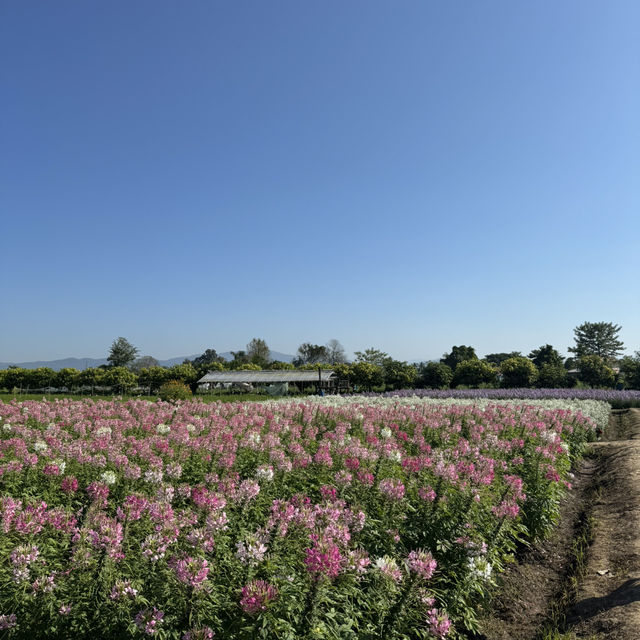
[478,408,640,640]
[564,408,640,639]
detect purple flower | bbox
[134,607,164,635]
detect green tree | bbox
[229,350,250,368]
[382,359,417,390]
[268,361,295,370]
[568,322,624,363]
[246,338,271,366]
[483,352,522,366]
[536,363,569,388]
[577,355,616,388]
[528,344,564,369]
[78,367,104,389]
[2,367,25,391]
[26,367,56,390]
[108,337,139,368]
[500,357,537,388]
[137,366,170,393]
[620,352,640,389]
[441,346,477,370]
[166,363,198,388]
[55,368,80,390]
[192,349,224,367]
[350,362,384,391]
[353,348,389,367]
[293,343,328,366]
[417,362,453,389]
[453,360,497,388]
[103,367,137,394]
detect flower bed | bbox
[0,399,596,639]
[360,387,640,409]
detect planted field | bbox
[0,399,597,639]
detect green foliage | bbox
[247,338,271,366]
[237,363,261,371]
[353,348,389,367]
[577,355,616,388]
[568,321,624,362]
[158,379,193,401]
[500,357,537,388]
[268,361,295,370]
[325,339,347,364]
[483,352,522,366]
[441,346,477,370]
[77,367,104,388]
[55,368,80,390]
[103,367,138,393]
[192,349,224,367]
[137,366,170,392]
[417,362,453,389]
[528,344,564,369]
[620,352,640,389]
[536,364,569,388]
[453,360,497,388]
[382,359,417,390]
[350,362,384,391]
[107,337,139,368]
[166,363,198,387]
[293,343,328,366]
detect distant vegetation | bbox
[1,323,639,396]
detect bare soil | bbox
[476,408,640,640]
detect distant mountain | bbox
[0,350,296,371]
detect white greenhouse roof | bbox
[198,370,336,384]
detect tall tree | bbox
[440,346,477,370]
[246,338,271,365]
[483,352,522,366]
[353,348,389,367]
[107,337,138,368]
[528,344,564,369]
[568,322,624,362]
[192,349,223,367]
[293,343,328,366]
[325,339,347,364]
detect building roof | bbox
[198,370,336,384]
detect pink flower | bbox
[378,478,405,501]
[134,607,164,635]
[304,539,344,580]
[426,607,452,638]
[183,627,215,640]
[240,580,278,615]
[407,549,437,580]
[0,614,17,630]
[169,555,209,590]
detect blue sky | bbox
[2,1,639,363]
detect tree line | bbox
[2,322,640,394]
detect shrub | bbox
[418,362,453,389]
[500,357,537,388]
[453,359,497,388]
[578,355,616,388]
[158,380,193,402]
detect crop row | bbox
[0,399,596,639]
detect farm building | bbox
[197,369,339,394]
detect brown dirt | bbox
[476,408,640,640]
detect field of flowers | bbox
[363,387,640,408]
[0,398,598,639]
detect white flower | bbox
[156,424,171,435]
[2,423,12,433]
[387,450,402,463]
[255,465,274,483]
[34,440,48,453]
[54,459,66,474]
[185,424,196,433]
[96,426,112,437]
[380,427,392,439]
[467,556,492,580]
[100,471,117,486]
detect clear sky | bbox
[2,1,639,364]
